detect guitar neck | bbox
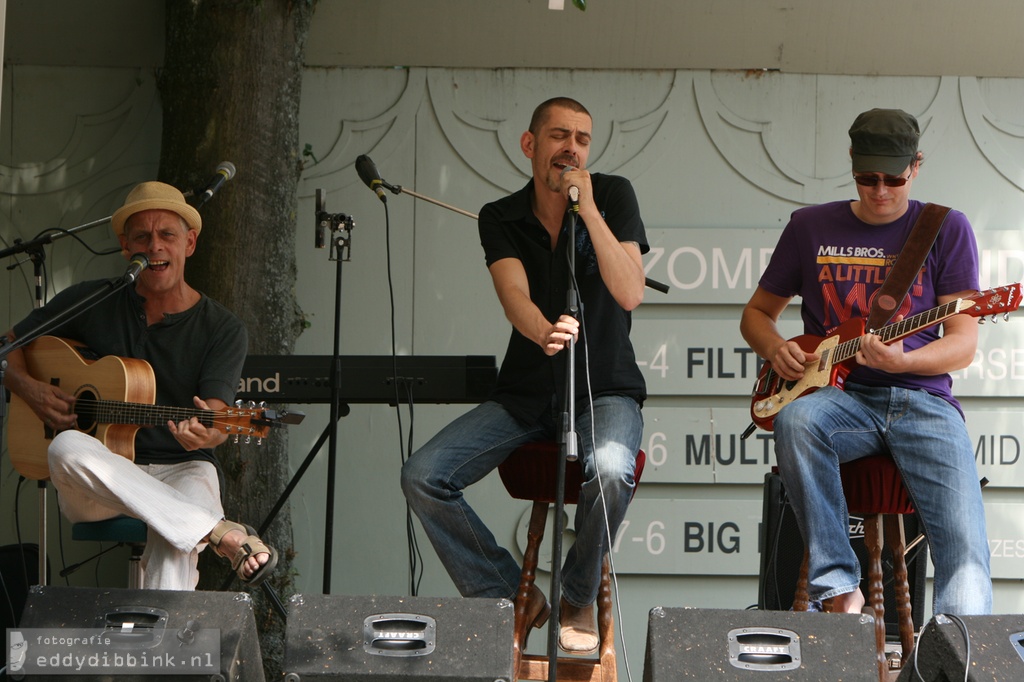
[77,399,213,429]
[832,298,965,365]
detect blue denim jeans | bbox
[401,395,643,607]
[774,384,991,615]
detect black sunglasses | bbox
[852,173,910,188]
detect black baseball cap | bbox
[849,108,920,175]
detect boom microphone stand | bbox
[1,250,148,588]
[1,216,120,588]
[357,155,669,295]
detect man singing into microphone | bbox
[3,181,277,590]
[403,97,647,655]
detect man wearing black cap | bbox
[741,109,991,615]
[3,181,277,590]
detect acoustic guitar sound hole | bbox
[75,389,98,433]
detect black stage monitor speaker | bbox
[13,585,264,681]
[895,614,1024,681]
[283,593,514,681]
[643,606,879,681]
[1,543,44,671]
[759,471,928,639]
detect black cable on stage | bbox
[378,198,426,597]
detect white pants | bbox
[48,430,224,591]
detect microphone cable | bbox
[564,241,640,682]
[907,612,971,682]
[378,197,426,597]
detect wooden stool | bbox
[498,441,645,682]
[71,517,147,588]
[792,454,915,680]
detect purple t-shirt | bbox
[759,199,979,412]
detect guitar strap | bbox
[865,202,952,332]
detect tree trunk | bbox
[157,1,314,677]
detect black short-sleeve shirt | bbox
[478,173,648,425]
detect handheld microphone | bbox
[562,165,580,213]
[568,185,580,213]
[356,154,388,203]
[123,253,149,283]
[195,161,236,208]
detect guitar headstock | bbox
[222,402,307,445]
[961,283,1022,321]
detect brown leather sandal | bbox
[209,520,279,587]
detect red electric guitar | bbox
[749,283,1022,432]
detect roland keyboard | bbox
[237,354,497,405]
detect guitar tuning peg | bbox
[244,435,252,444]
[256,437,263,446]
[258,401,267,409]
[232,434,240,444]
[1003,312,1011,321]
[246,400,256,409]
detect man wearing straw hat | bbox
[3,181,277,590]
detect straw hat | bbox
[111,181,202,236]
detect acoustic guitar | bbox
[8,336,304,480]
[749,284,1021,432]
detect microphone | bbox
[195,161,236,208]
[356,154,388,203]
[562,165,580,213]
[123,253,149,283]
[568,185,580,213]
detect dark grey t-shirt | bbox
[13,280,247,466]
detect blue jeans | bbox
[774,384,991,615]
[401,395,643,607]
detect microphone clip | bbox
[567,185,581,213]
[314,188,355,262]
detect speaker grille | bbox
[362,613,436,657]
[727,627,801,671]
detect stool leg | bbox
[885,514,915,662]
[596,554,617,682]
[128,544,145,590]
[864,514,887,682]
[514,502,549,680]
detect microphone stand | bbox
[317,200,355,596]
[543,204,581,682]
[1,215,118,588]
[0,266,144,588]
[241,191,354,601]
[228,193,354,619]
